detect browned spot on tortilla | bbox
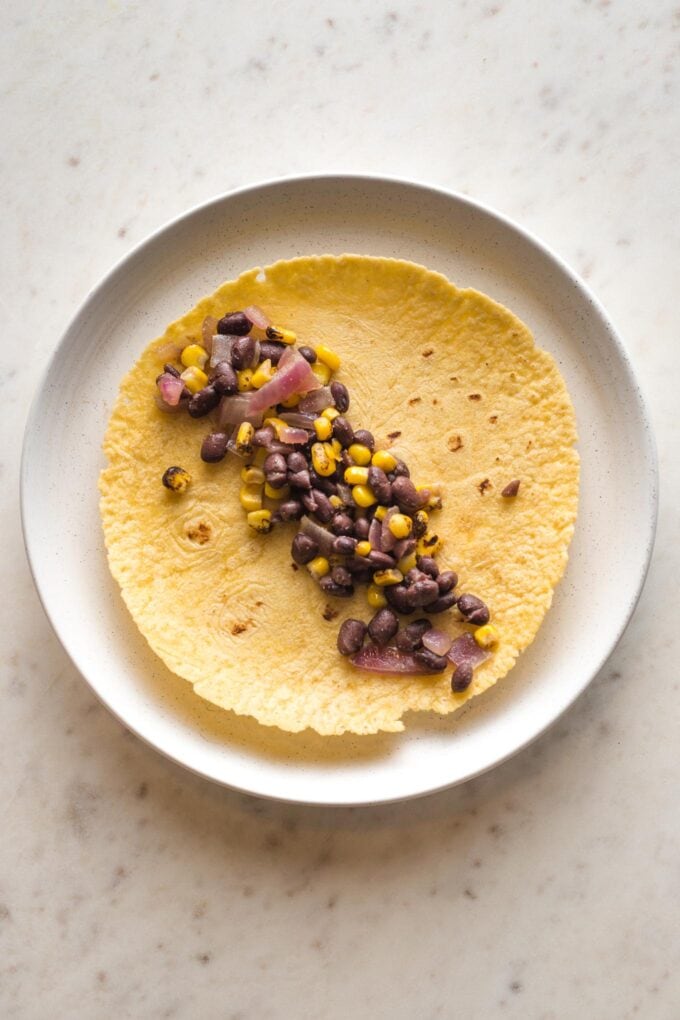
[387,430,401,440]
[526,439,533,452]
[449,376,458,382]
[422,348,434,357]
[447,435,463,452]
[322,605,339,621]
[432,397,439,406]
[489,415,498,424]
[291,563,299,571]
[468,393,482,401]
[231,622,249,636]
[478,479,492,495]
[408,396,422,406]
[185,521,212,544]
[255,600,264,607]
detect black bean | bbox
[266,471,288,489]
[412,510,428,538]
[384,584,416,614]
[367,607,399,646]
[405,578,440,608]
[231,335,255,370]
[286,451,308,473]
[200,432,229,463]
[345,557,374,581]
[331,564,353,587]
[319,577,354,598]
[292,533,318,565]
[367,466,392,505]
[416,556,439,579]
[331,513,354,536]
[394,537,416,559]
[457,594,490,626]
[405,567,429,585]
[259,341,286,365]
[425,592,458,614]
[188,385,220,418]
[451,662,474,692]
[414,648,449,672]
[395,618,432,651]
[217,312,250,336]
[332,535,357,556]
[330,381,349,413]
[392,459,410,478]
[311,490,334,523]
[212,363,238,395]
[253,426,275,447]
[298,345,317,363]
[309,471,338,495]
[337,619,367,656]
[278,500,303,521]
[163,363,181,378]
[437,570,458,594]
[392,475,424,514]
[353,429,374,451]
[368,550,395,570]
[264,452,287,476]
[289,469,312,490]
[332,416,354,448]
[354,518,370,541]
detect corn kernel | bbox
[180,366,208,394]
[263,416,288,438]
[352,484,377,508]
[417,531,444,556]
[474,624,499,648]
[397,550,418,574]
[347,443,372,465]
[314,344,341,372]
[241,465,265,485]
[344,465,369,485]
[329,494,344,509]
[279,393,300,408]
[373,506,387,521]
[388,513,413,539]
[266,325,297,344]
[314,416,332,440]
[180,343,208,370]
[412,509,429,537]
[311,361,332,385]
[250,358,274,389]
[356,540,372,558]
[373,568,404,587]
[331,438,343,458]
[264,482,290,500]
[311,442,335,477]
[322,406,340,421]
[371,450,397,472]
[247,509,272,533]
[235,421,255,456]
[239,484,262,512]
[367,584,388,609]
[253,447,268,467]
[307,556,330,580]
[237,368,254,391]
[162,466,191,493]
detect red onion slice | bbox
[368,516,383,551]
[250,340,261,368]
[244,305,270,330]
[279,412,317,429]
[279,426,310,445]
[350,645,438,674]
[210,334,234,368]
[217,394,264,428]
[248,347,321,413]
[447,633,490,671]
[299,516,335,557]
[157,373,184,406]
[299,386,333,414]
[421,629,453,657]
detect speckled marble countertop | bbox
[3,1,679,1017]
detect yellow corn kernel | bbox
[329,494,344,509]
[307,556,330,580]
[323,441,339,463]
[388,513,413,539]
[373,506,387,521]
[235,421,255,456]
[237,368,254,391]
[344,465,369,486]
[412,509,429,536]
[352,484,377,508]
[331,438,343,458]
[367,584,388,609]
[311,442,335,477]
[250,358,274,389]
[356,540,372,558]
[239,484,262,512]
[311,361,332,385]
[314,344,341,372]
[264,482,290,500]
[267,325,297,345]
[162,466,191,493]
[397,550,418,575]
[253,447,268,467]
[314,416,332,440]
[241,465,265,485]
[180,366,208,394]
[322,406,340,421]
[263,416,288,438]
[247,509,272,533]
[347,443,372,466]
[279,393,300,408]
[372,568,404,587]
[417,531,444,556]
[371,450,397,472]
[474,624,499,648]
[180,343,209,370]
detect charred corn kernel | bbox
[412,509,429,537]
[279,393,300,408]
[311,442,334,477]
[348,443,372,466]
[367,584,388,609]
[322,406,340,421]
[371,450,397,472]
[250,358,274,389]
[162,466,191,493]
[266,325,297,345]
[235,421,255,456]
[329,494,344,509]
[352,484,377,508]
[397,550,418,575]
[264,482,290,500]
[388,513,413,539]
[311,361,332,385]
[417,531,444,556]
[180,366,208,394]
[372,568,404,587]
[474,624,499,648]
[331,439,343,458]
[307,556,330,580]
[344,465,369,485]
[373,506,388,521]
[239,484,262,512]
[237,368,254,391]
[356,540,372,558]
[180,343,208,370]
[241,465,265,485]
[314,416,332,440]
[314,344,341,372]
[422,490,443,511]
[247,509,272,533]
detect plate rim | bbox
[20,172,659,806]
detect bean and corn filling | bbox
[155,305,500,693]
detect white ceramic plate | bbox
[21,175,657,806]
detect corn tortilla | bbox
[100,255,578,735]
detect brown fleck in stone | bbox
[408,396,422,406]
[447,435,463,453]
[422,348,434,357]
[468,393,482,401]
[478,478,491,495]
[322,605,339,621]
[136,782,148,799]
[197,952,211,965]
[464,887,478,900]
[67,155,80,167]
